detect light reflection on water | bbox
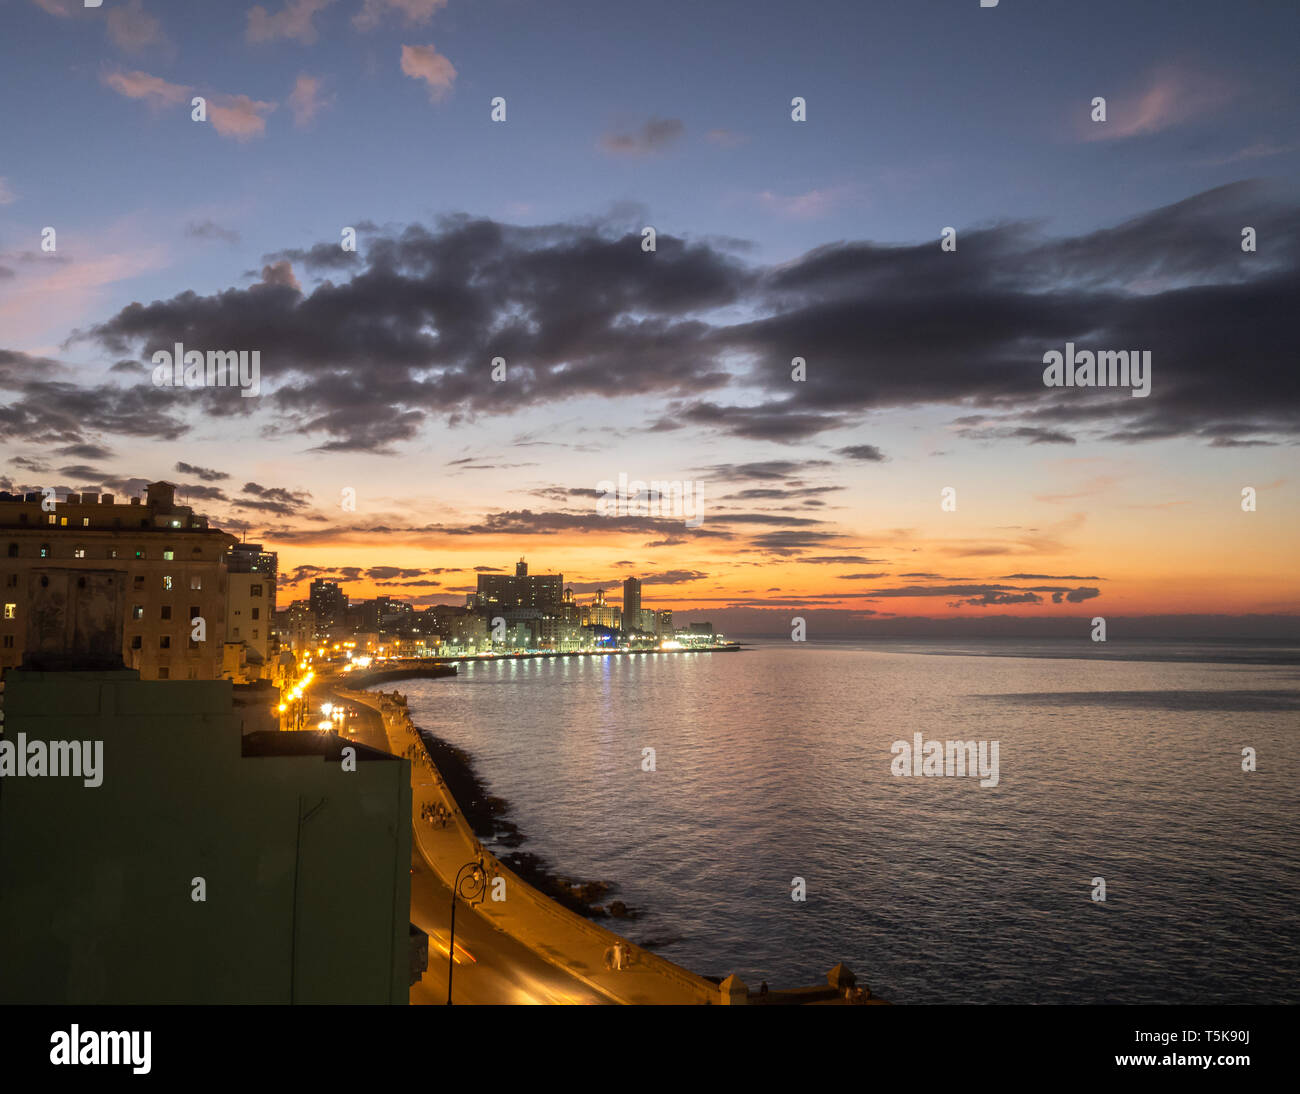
[402,641,1300,1002]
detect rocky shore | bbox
[412,724,636,923]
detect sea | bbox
[400,637,1300,1003]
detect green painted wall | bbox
[0,670,410,1004]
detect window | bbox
[133,576,144,590]
[5,575,15,588]
[190,576,202,590]
[47,514,56,525]
[157,667,169,679]
[159,636,171,649]
[40,544,50,558]
[163,576,173,590]
[135,549,145,559]
[163,549,175,561]
[82,517,90,527]
[189,606,200,619]
[251,584,263,597]
[6,544,16,558]
[60,517,67,526]
[131,635,142,649]
[108,548,118,558]
[2,635,12,649]
[132,606,144,620]
[74,547,86,558]
[3,603,15,620]
[252,629,258,639]
[160,606,172,620]
[251,607,260,620]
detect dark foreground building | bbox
[0,667,412,1003]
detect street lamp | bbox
[447,855,488,1006]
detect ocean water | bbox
[401,639,1300,1003]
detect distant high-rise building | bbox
[623,577,641,628]
[587,588,619,629]
[476,560,563,614]
[284,599,317,652]
[309,579,347,632]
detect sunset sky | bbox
[2,0,1297,634]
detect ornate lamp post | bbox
[447,855,488,1005]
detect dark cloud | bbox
[57,443,114,460]
[1000,573,1103,581]
[186,219,240,245]
[236,481,312,516]
[260,241,361,271]
[0,352,187,447]
[174,483,229,502]
[801,555,887,565]
[54,181,1299,454]
[836,444,887,461]
[175,461,230,482]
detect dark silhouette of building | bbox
[309,579,347,631]
[623,577,642,630]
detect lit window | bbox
[40,544,49,558]
[74,547,86,558]
[132,606,144,620]
[82,517,90,527]
[191,576,202,590]
[47,514,56,525]
[163,576,173,590]
[163,549,174,561]
[108,549,118,559]
[135,549,145,559]
[3,603,15,619]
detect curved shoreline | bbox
[409,718,635,923]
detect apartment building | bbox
[0,482,236,679]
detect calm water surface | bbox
[402,639,1300,1003]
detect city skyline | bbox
[2,0,1298,636]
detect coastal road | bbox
[317,679,606,1005]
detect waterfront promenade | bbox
[336,686,722,1005]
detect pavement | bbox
[327,682,721,1005]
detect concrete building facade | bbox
[0,669,412,1004]
[0,483,235,679]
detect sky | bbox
[1,0,1297,636]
